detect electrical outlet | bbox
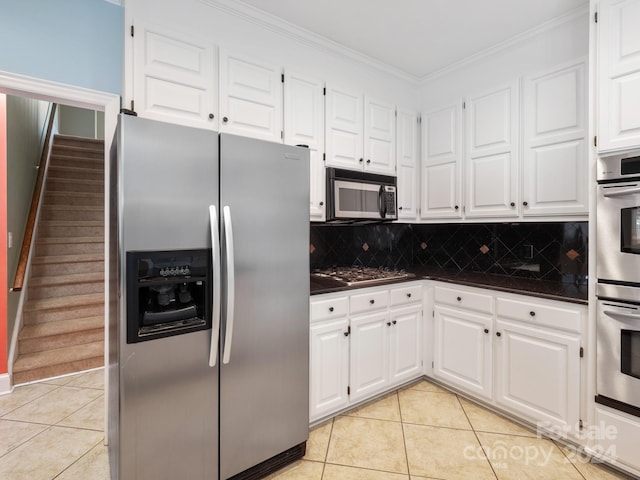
[522,244,533,259]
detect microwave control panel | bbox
[383,186,396,218]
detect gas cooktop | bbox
[311,266,415,286]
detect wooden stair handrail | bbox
[12,103,57,292]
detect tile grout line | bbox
[456,393,499,480]
[397,390,413,478]
[51,437,105,480]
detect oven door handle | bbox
[208,205,221,368]
[378,185,386,218]
[602,185,640,197]
[603,310,640,323]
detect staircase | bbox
[12,135,105,385]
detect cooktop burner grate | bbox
[311,266,414,286]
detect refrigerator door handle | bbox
[208,205,221,367]
[222,205,235,364]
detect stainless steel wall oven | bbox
[596,151,640,416]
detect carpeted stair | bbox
[12,135,105,385]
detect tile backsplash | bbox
[310,222,588,283]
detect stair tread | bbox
[45,191,103,197]
[47,177,104,185]
[38,236,103,244]
[13,341,104,373]
[24,292,104,311]
[19,316,103,339]
[41,204,103,211]
[29,271,104,287]
[40,220,103,227]
[32,253,104,264]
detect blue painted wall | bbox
[0,0,123,95]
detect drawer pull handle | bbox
[529,311,536,317]
[484,328,489,334]
[329,307,334,312]
[370,299,375,305]
[392,320,397,325]
[387,322,391,326]
[407,293,412,298]
[496,332,502,337]
[456,296,462,301]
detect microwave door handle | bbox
[603,310,640,323]
[208,205,221,367]
[378,185,386,218]
[603,185,640,197]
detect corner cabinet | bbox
[431,282,585,437]
[130,22,218,130]
[283,72,326,221]
[309,282,423,423]
[597,0,640,154]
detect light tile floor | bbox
[0,371,635,479]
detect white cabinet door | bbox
[388,304,422,385]
[396,108,419,220]
[310,317,350,421]
[433,305,493,399]
[495,319,580,433]
[132,22,217,130]
[465,83,519,218]
[597,0,640,153]
[325,84,364,170]
[219,50,283,143]
[421,103,463,219]
[349,312,389,403]
[284,72,325,221]
[364,97,396,175]
[523,61,588,216]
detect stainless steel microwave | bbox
[326,167,397,222]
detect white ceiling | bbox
[237,0,588,79]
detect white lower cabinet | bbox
[431,283,585,436]
[309,282,423,422]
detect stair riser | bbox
[50,157,103,170]
[40,208,103,222]
[38,224,104,237]
[51,147,104,160]
[28,281,104,300]
[31,261,103,277]
[23,304,104,325]
[42,195,104,207]
[36,242,103,256]
[19,328,104,354]
[12,356,104,385]
[47,167,103,182]
[46,179,103,194]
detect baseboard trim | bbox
[0,374,12,395]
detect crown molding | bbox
[199,0,421,85]
[419,3,590,85]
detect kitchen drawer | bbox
[434,285,493,314]
[496,297,582,333]
[350,289,389,315]
[310,296,348,322]
[390,283,423,307]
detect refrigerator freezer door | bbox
[219,134,310,479]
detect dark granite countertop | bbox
[311,266,588,305]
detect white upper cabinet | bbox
[131,22,218,130]
[396,108,419,220]
[325,84,364,171]
[284,72,325,221]
[523,61,587,216]
[597,0,640,154]
[464,82,519,218]
[421,103,463,219]
[219,50,283,143]
[326,85,396,175]
[364,97,396,175]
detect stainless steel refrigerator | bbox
[108,114,310,480]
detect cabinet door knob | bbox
[366,159,371,164]
[510,202,515,207]
[529,311,536,317]
[484,328,489,334]
[407,293,412,298]
[344,331,349,337]
[359,158,364,163]
[392,320,397,325]
[329,307,334,312]
[208,113,214,119]
[456,296,462,301]
[399,206,403,210]
[387,322,391,326]
[523,201,528,206]
[223,116,229,123]
[369,299,375,305]
[319,201,324,206]
[454,205,459,210]
[496,332,502,337]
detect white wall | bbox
[125,0,419,110]
[419,11,589,111]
